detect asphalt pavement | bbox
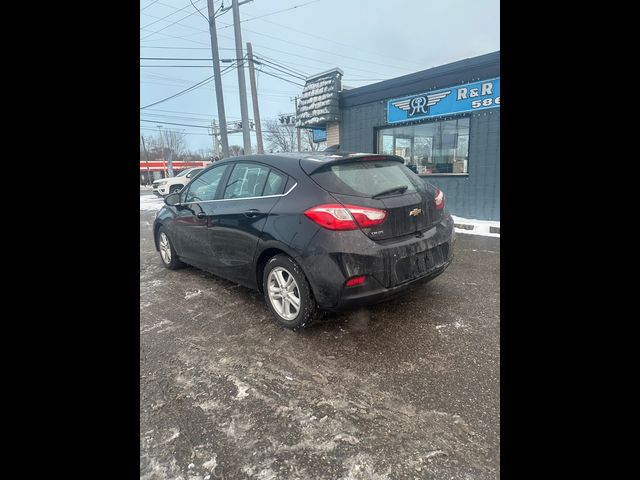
[140,207,500,480]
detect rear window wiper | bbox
[372,185,408,199]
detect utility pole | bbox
[292,96,301,152]
[206,0,230,158]
[228,0,252,154]
[209,119,219,160]
[157,125,167,177]
[246,42,264,154]
[141,135,152,185]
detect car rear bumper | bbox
[325,258,452,311]
[298,214,456,310]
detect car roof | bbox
[209,152,403,176]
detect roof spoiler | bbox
[300,153,404,175]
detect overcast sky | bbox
[140,0,500,153]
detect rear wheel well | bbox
[153,223,162,251]
[256,248,287,293]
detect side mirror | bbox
[164,192,181,206]
[186,174,192,178]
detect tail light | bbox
[304,204,387,230]
[434,188,445,210]
[345,275,367,287]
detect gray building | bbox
[297,51,500,221]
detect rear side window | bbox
[310,161,420,197]
[263,170,287,196]
[223,163,270,199]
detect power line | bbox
[189,0,209,23]
[140,57,244,61]
[140,2,413,76]
[256,68,304,87]
[257,62,306,82]
[247,15,421,71]
[249,52,390,82]
[141,119,210,129]
[141,75,213,108]
[141,65,237,68]
[253,53,308,76]
[140,0,203,31]
[143,3,407,72]
[141,79,297,98]
[231,41,388,77]
[140,0,161,12]
[140,62,236,109]
[142,108,243,120]
[253,55,308,79]
[218,0,323,29]
[140,46,236,50]
[144,107,221,117]
[221,22,416,73]
[138,112,217,123]
[139,29,210,45]
[141,9,203,41]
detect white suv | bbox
[152,168,203,196]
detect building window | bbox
[377,117,470,175]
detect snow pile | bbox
[451,215,500,238]
[140,195,164,211]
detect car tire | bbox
[169,185,183,194]
[263,254,319,330]
[157,227,184,270]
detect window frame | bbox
[221,161,291,201]
[178,161,296,204]
[180,164,229,204]
[374,114,472,178]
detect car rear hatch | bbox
[304,154,443,241]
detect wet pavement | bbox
[140,209,500,480]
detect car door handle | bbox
[244,209,260,218]
[196,212,207,219]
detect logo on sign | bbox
[409,96,427,115]
[387,77,499,124]
[391,90,451,117]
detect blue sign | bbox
[387,77,500,124]
[311,127,327,143]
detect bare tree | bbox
[229,145,244,156]
[161,130,187,158]
[264,119,296,153]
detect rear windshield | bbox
[310,160,421,197]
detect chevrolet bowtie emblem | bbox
[409,208,422,217]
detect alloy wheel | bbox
[267,267,301,321]
[159,232,172,264]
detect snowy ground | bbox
[451,215,500,238]
[140,195,164,211]
[140,208,500,479]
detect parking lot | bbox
[140,204,500,479]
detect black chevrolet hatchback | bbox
[153,151,455,329]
